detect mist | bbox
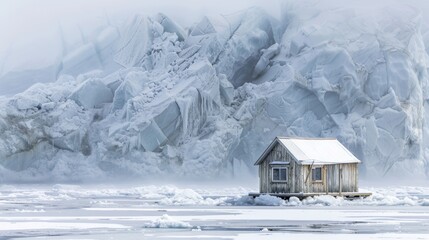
[0,0,281,77]
[2,0,429,81]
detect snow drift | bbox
[1,2,429,181]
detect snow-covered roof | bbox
[255,137,360,165]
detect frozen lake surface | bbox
[0,184,429,239]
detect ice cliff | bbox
[1,3,429,181]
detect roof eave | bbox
[299,159,361,165]
[254,137,280,165]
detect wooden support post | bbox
[291,161,295,193]
[325,166,328,194]
[339,167,343,196]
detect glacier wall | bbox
[1,3,429,181]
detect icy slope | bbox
[0,23,121,96]
[0,5,429,181]
[231,5,429,178]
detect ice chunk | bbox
[153,101,182,142]
[145,214,191,228]
[252,43,280,78]
[387,51,416,101]
[111,71,148,111]
[69,79,113,109]
[364,64,389,100]
[323,91,348,114]
[377,89,400,110]
[139,120,167,152]
[52,130,85,152]
[0,142,57,172]
[290,36,307,55]
[114,15,153,67]
[159,189,204,205]
[219,74,234,105]
[156,13,187,41]
[377,129,402,158]
[302,195,343,206]
[214,8,277,87]
[190,16,217,36]
[375,108,407,139]
[101,72,123,93]
[254,194,285,206]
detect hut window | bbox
[272,167,288,182]
[312,167,322,182]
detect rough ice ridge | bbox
[1,3,429,181]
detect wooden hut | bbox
[250,137,371,199]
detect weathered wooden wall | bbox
[301,163,358,193]
[328,163,358,192]
[259,142,302,193]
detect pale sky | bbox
[0,0,427,76]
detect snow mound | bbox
[158,188,228,206]
[159,189,204,205]
[301,195,344,206]
[254,194,285,206]
[421,199,429,206]
[145,214,192,228]
[286,196,302,206]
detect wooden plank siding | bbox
[259,140,359,194]
[259,142,302,193]
[295,163,358,193]
[301,165,326,193]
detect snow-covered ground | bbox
[0,184,429,239]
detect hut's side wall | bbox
[301,163,359,193]
[301,165,325,193]
[259,142,299,193]
[339,163,358,192]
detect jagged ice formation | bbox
[1,4,429,181]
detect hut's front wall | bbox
[259,142,301,193]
